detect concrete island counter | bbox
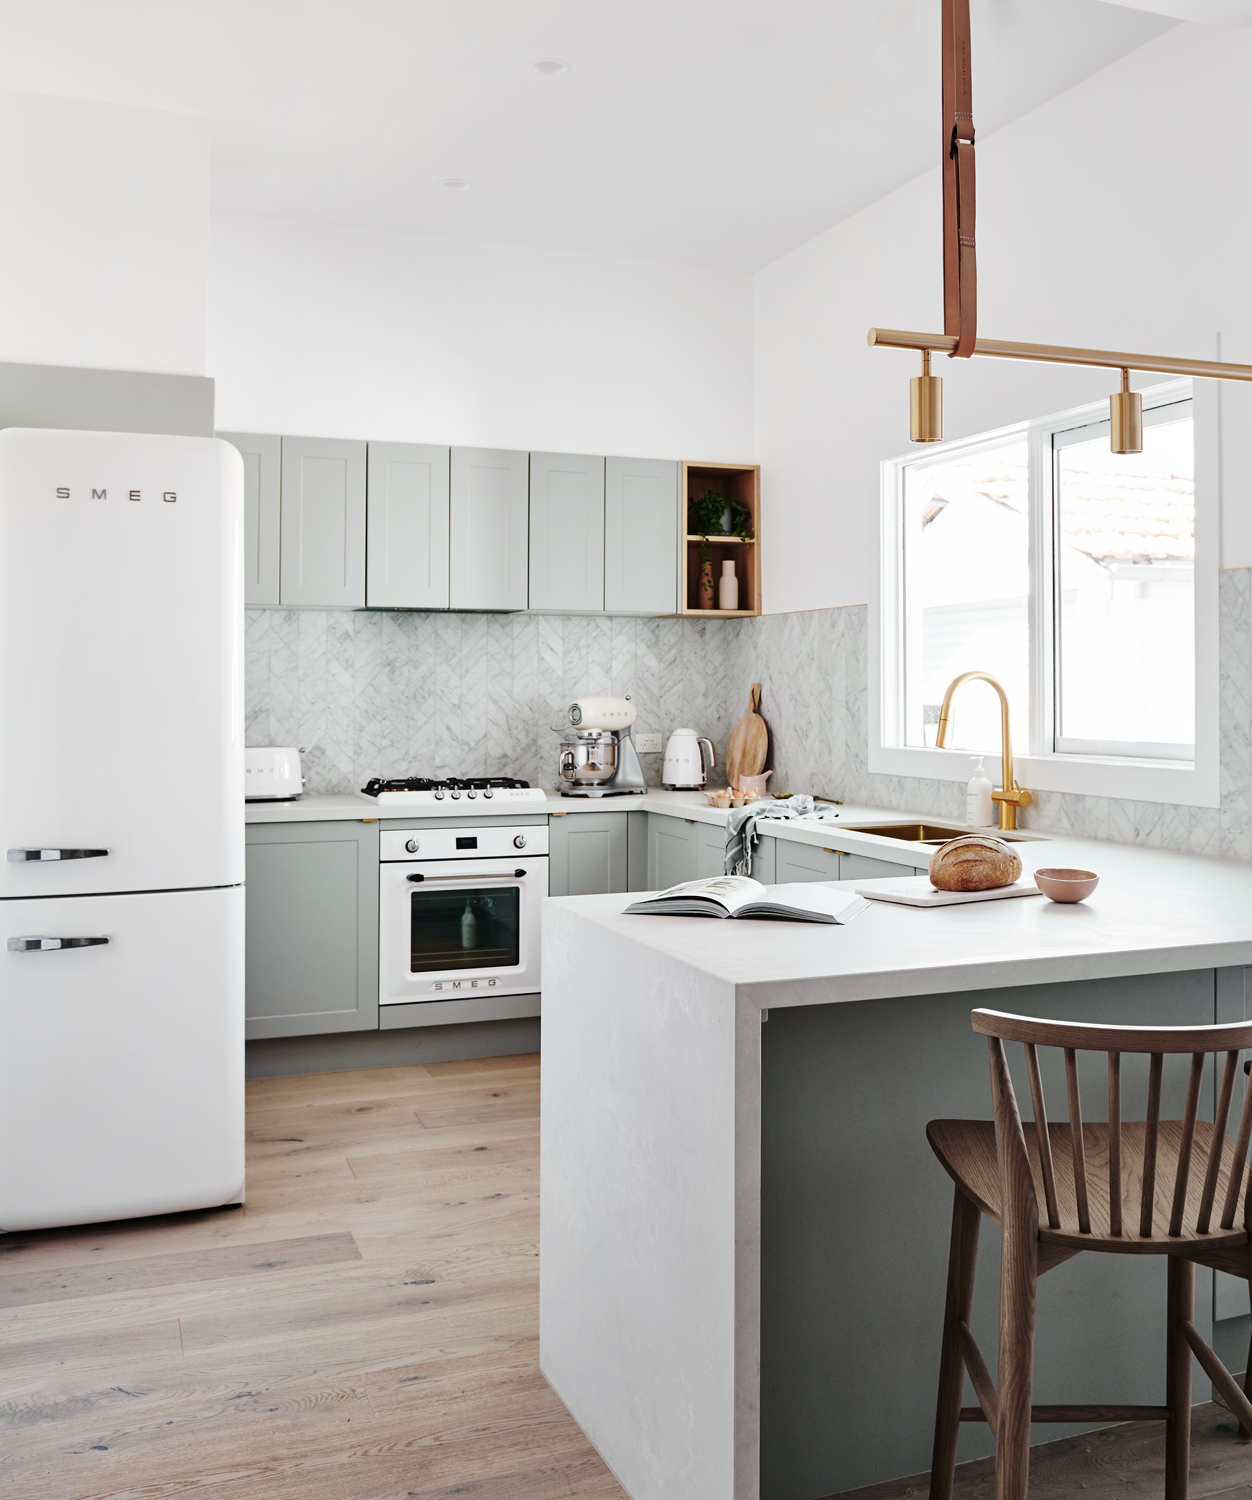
[538,834,1252,1500]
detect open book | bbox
[624,875,869,925]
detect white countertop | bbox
[546,833,1252,1006]
[242,788,1000,864]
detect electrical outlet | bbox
[636,733,662,754]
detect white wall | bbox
[209,211,754,460]
[0,90,209,375]
[754,22,1252,614]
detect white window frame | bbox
[870,378,1219,808]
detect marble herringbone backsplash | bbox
[246,566,1252,860]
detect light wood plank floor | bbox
[11,1054,1252,1500]
[0,1052,629,1500]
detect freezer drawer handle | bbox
[406,869,527,883]
[7,935,109,952]
[7,848,110,862]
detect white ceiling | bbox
[0,0,1175,271]
[1106,1,1252,22]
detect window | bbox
[874,380,1217,807]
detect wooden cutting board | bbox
[726,683,768,787]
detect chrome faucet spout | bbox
[933,671,1032,831]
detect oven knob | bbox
[484,789,493,798]
[467,790,477,799]
[405,838,419,853]
[513,834,527,849]
[434,790,445,800]
[451,790,461,800]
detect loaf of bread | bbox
[928,835,1022,892]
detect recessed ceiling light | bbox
[437,178,470,191]
[533,58,571,75]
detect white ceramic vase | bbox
[718,559,738,610]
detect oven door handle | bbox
[406,869,527,883]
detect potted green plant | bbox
[689,490,753,607]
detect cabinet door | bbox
[695,820,726,878]
[219,431,280,606]
[604,457,679,614]
[647,815,697,890]
[366,441,450,609]
[280,436,367,607]
[548,812,629,896]
[839,852,916,882]
[529,452,605,612]
[775,843,842,883]
[244,821,379,1039]
[749,831,777,885]
[449,447,529,610]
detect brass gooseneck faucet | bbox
[933,671,1032,831]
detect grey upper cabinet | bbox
[219,431,281,606]
[605,457,679,614]
[449,447,529,611]
[280,436,367,608]
[244,820,379,1040]
[529,452,605,613]
[366,442,450,609]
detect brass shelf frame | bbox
[868,327,1252,385]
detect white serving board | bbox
[855,876,1044,908]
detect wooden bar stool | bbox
[927,1009,1252,1500]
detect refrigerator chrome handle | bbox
[7,848,110,862]
[7,936,110,952]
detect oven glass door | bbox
[409,882,521,973]
[379,856,546,1003]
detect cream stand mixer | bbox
[556,695,647,797]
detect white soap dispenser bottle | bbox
[966,757,994,827]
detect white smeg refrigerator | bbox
[0,427,245,1232]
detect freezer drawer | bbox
[0,886,244,1232]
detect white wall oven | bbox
[379,825,548,1006]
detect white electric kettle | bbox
[662,728,716,789]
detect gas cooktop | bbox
[357,776,548,808]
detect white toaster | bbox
[244,746,304,801]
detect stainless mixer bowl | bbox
[559,729,619,784]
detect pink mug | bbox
[737,770,773,797]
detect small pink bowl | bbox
[1035,868,1099,903]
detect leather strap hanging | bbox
[942,0,976,358]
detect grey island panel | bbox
[759,968,1221,1499]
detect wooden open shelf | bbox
[680,461,761,618]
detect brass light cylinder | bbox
[910,350,943,443]
[1110,368,1142,455]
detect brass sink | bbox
[842,822,1042,845]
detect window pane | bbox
[903,442,1030,752]
[1055,411,1193,755]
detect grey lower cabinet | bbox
[450,446,529,610]
[841,852,925,881]
[604,457,680,614]
[548,811,630,895]
[366,441,450,609]
[648,815,699,889]
[529,453,605,612]
[245,821,379,1040]
[280,436,368,607]
[219,431,281,606]
[774,841,842,884]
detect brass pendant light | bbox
[873,1,1252,447]
[1110,368,1143,454]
